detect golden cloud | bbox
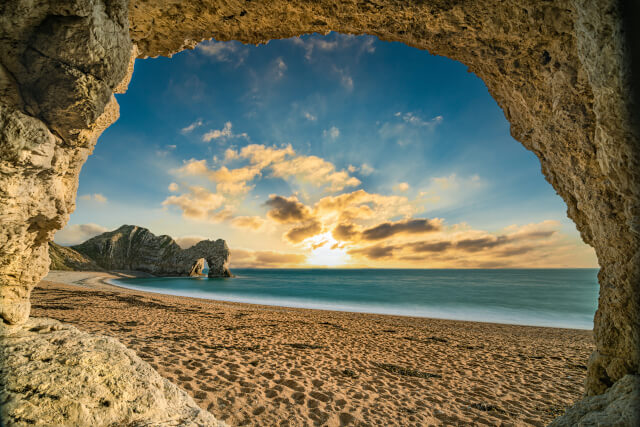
[265,195,314,223]
[231,249,307,267]
[346,221,576,268]
[162,185,228,222]
[176,144,359,197]
[285,220,323,244]
[231,216,267,230]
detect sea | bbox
[112,268,599,330]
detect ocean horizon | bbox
[112,268,599,330]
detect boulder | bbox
[0,317,225,426]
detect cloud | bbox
[290,34,377,61]
[394,182,410,192]
[333,218,442,242]
[285,220,323,244]
[291,37,339,61]
[360,163,375,175]
[79,193,107,203]
[303,112,317,121]
[231,216,266,230]
[203,121,233,142]
[333,66,353,90]
[380,112,443,146]
[407,241,453,253]
[198,40,248,65]
[455,236,509,252]
[418,173,485,208]
[162,185,229,222]
[209,166,261,195]
[323,126,340,140]
[175,236,206,249]
[273,57,287,79]
[347,221,568,267]
[265,195,313,223]
[332,223,360,241]
[239,144,295,168]
[232,249,307,267]
[349,244,396,260]
[254,251,307,265]
[168,182,179,192]
[361,218,442,240]
[269,154,360,192]
[54,223,109,245]
[181,119,203,134]
[395,112,444,128]
[177,159,260,195]
[314,189,417,222]
[219,144,360,192]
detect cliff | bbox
[55,225,232,278]
[48,242,104,272]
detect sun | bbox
[305,232,350,267]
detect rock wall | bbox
[72,225,232,278]
[0,0,637,414]
[0,0,134,325]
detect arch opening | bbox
[0,0,638,423]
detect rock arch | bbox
[69,224,232,278]
[0,0,637,411]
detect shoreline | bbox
[46,270,592,332]
[32,271,594,425]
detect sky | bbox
[55,33,598,268]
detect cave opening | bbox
[44,33,599,425]
[2,1,636,424]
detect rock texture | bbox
[0,317,224,426]
[550,374,640,426]
[0,0,134,325]
[71,225,232,278]
[48,242,104,272]
[0,0,638,421]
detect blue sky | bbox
[56,33,597,268]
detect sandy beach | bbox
[31,272,594,426]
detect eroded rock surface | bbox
[0,317,224,426]
[0,0,133,325]
[550,374,640,426]
[72,225,232,278]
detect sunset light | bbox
[305,233,350,267]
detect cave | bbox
[0,0,638,424]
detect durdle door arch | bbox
[0,0,637,418]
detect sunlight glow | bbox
[305,232,350,267]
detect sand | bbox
[31,271,594,426]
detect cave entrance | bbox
[52,31,602,424]
[3,1,635,424]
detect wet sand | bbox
[31,271,593,426]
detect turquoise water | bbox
[113,269,599,330]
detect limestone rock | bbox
[72,225,232,278]
[48,242,104,272]
[0,317,224,426]
[549,374,640,426]
[0,0,134,325]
